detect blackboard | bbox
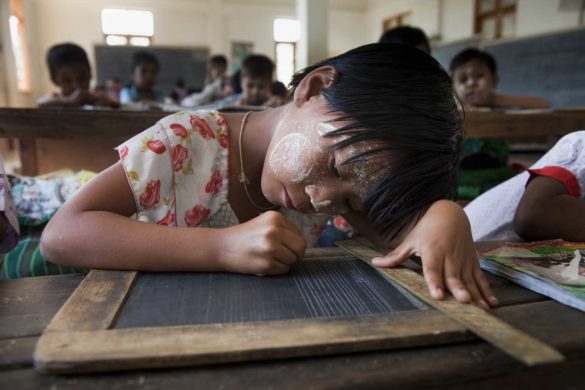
[94,45,209,98]
[484,28,585,108]
[433,37,481,71]
[432,28,585,108]
[115,259,425,328]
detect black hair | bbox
[449,48,497,75]
[131,51,160,72]
[379,26,431,53]
[271,81,288,97]
[290,43,463,239]
[210,55,228,68]
[229,70,242,94]
[241,54,274,81]
[46,43,90,79]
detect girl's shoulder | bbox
[156,110,228,143]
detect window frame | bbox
[474,0,517,39]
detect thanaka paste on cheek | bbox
[269,133,314,183]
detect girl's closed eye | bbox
[329,152,344,178]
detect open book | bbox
[479,240,585,312]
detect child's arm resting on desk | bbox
[345,200,497,309]
[40,162,305,275]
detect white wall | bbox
[517,0,582,36]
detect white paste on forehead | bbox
[317,122,337,137]
[269,133,314,183]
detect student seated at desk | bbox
[202,54,275,110]
[37,43,119,108]
[449,48,549,199]
[181,55,229,107]
[449,48,549,111]
[41,43,498,309]
[465,131,585,242]
[120,51,164,105]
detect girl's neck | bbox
[224,106,286,217]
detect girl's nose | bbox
[304,184,350,214]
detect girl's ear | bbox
[293,65,339,108]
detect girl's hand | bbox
[218,211,306,275]
[372,200,498,310]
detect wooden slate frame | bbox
[33,246,475,373]
[33,243,562,374]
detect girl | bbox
[41,44,497,310]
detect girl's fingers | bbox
[278,229,306,263]
[420,252,445,300]
[473,265,499,306]
[371,242,412,268]
[461,265,489,310]
[444,261,472,303]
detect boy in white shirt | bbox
[465,131,585,242]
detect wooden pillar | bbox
[296,0,329,69]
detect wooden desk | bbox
[1,108,585,175]
[1,270,583,388]
[2,108,585,139]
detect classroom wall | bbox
[365,0,583,43]
[16,0,366,105]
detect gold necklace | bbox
[238,112,276,211]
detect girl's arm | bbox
[344,200,497,309]
[41,162,305,275]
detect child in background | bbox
[168,79,188,105]
[449,48,549,111]
[465,131,585,242]
[181,55,228,106]
[120,51,164,104]
[38,43,119,108]
[207,54,274,109]
[449,48,549,198]
[264,81,289,107]
[0,155,19,254]
[379,25,431,54]
[41,43,497,309]
[105,77,122,102]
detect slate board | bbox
[114,258,426,328]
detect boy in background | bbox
[379,25,431,54]
[120,51,164,104]
[449,48,549,110]
[38,43,118,108]
[181,55,228,106]
[450,48,550,199]
[206,54,274,109]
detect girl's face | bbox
[261,95,387,215]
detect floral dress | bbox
[118,110,326,247]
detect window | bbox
[474,0,517,39]
[101,8,154,46]
[8,0,31,93]
[382,11,412,33]
[273,18,300,85]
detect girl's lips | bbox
[284,188,293,209]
